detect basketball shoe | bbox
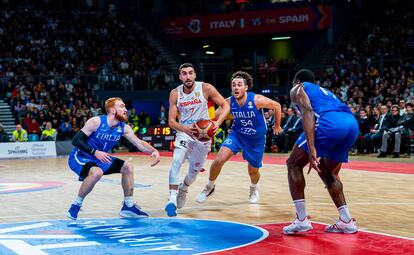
[66,204,81,220]
[282,215,313,234]
[325,218,357,234]
[176,183,187,209]
[196,184,215,203]
[248,186,260,204]
[119,202,149,218]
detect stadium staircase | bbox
[0,99,15,135]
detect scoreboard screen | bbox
[139,126,176,150]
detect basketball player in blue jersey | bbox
[66,97,160,220]
[283,69,359,234]
[197,71,282,204]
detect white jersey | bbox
[177,81,209,126]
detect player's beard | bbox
[115,111,128,122]
[183,80,195,90]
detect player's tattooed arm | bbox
[124,125,160,167]
[290,84,320,173]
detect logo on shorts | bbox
[224,139,233,145]
[0,218,267,255]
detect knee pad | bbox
[169,148,186,185]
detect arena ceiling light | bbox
[203,45,210,48]
[271,36,291,40]
[205,51,215,55]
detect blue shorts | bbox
[68,150,122,181]
[296,111,359,163]
[222,132,265,168]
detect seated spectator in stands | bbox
[158,105,167,125]
[362,105,391,153]
[90,102,101,117]
[399,99,406,116]
[27,119,41,136]
[279,110,303,153]
[354,109,371,153]
[128,108,139,127]
[0,124,9,143]
[58,117,73,140]
[12,124,28,142]
[378,103,414,158]
[272,107,296,153]
[41,122,57,141]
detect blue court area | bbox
[0,218,268,255]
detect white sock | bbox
[169,189,178,204]
[208,180,216,187]
[293,199,307,221]
[338,205,351,222]
[74,196,84,207]
[124,196,134,207]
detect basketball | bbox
[193,119,215,142]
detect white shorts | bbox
[174,132,211,169]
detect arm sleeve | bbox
[72,130,95,155]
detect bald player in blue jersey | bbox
[197,71,282,204]
[283,69,359,235]
[67,97,160,220]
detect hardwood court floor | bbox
[0,153,413,239]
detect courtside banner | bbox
[162,5,331,37]
[0,141,57,158]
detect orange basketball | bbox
[193,119,215,142]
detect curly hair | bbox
[231,71,254,89]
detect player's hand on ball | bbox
[95,150,112,163]
[150,150,161,167]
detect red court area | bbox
[125,152,414,175]
[215,223,414,255]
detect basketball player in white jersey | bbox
[165,63,230,217]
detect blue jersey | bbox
[72,115,125,157]
[229,92,267,141]
[302,82,351,117]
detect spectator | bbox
[158,104,167,125]
[12,124,28,142]
[0,124,9,143]
[27,119,41,136]
[378,103,414,158]
[41,122,57,141]
[362,105,391,153]
[58,117,73,140]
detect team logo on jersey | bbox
[195,91,200,97]
[117,126,122,133]
[0,218,267,255]
[101,124,105,128]
[248,101,253,109]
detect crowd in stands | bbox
[0,9,175,143]
[0,10,175,92]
